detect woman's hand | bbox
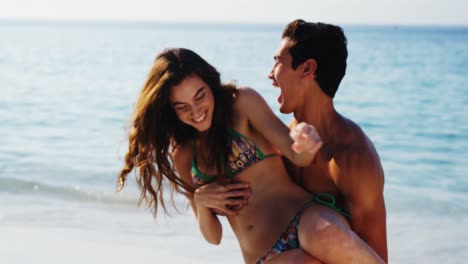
[194,182,251,216]
[290,122,323,155]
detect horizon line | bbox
[0,17,467,28]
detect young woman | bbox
[118,48,384,264]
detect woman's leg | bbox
[298,205,384,264]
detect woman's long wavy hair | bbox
[117,48,236,217]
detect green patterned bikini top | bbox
[191,129,277,186]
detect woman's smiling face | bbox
[170,74,215,132]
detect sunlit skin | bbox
[170,75,215,132]
[171,75,320,263]
[118,31,387,262]
[121,47,384,264]
[267,35,388,263]
[268,38,307,115]
[171,74,383,264]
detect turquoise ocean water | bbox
[0,21,467,263]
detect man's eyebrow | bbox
[172,86,205,105]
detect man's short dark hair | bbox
[282,19,348,98]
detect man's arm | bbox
[338,142,388,263]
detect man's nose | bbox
[268,68,274,79]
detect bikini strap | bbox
[313,193,352,219]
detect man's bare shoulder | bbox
[333,117,384,196]
[335,117,379,162]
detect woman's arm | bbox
[194,201,223,245]
[194,182,251,215]
[235,87,322,166]
[172,145,223,245]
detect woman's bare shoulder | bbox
[172,144,192,176]
[233,87,266,110]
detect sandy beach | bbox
[0,209,243,264]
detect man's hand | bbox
[290,122,323,154]
[194,182,251,216]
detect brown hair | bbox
[117,48,236,217]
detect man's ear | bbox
[302,59,317,78]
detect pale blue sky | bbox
[1,0,467,25]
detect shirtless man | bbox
[267,19,388,263]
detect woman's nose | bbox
[191,104,202,116]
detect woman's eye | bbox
[196,93,205,101]
[176,106,189,111]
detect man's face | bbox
[268,38,303,114]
